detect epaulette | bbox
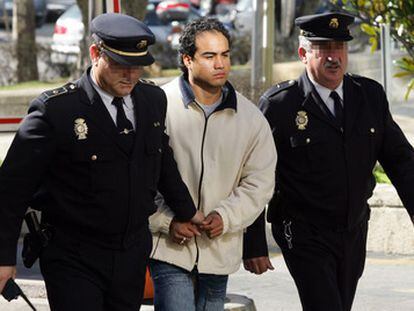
[346,73,379,86]
[139,79,157,86]
[346,72,363,79]
[262,79,297,99]
[42,82,77,100]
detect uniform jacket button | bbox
[91,155,98,161]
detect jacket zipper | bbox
[194,103,210,267]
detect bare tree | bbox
[13,0,38,82]
[72,0,90,79]
[122,0,148,20]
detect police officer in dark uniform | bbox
[0,13,203,311]
[252,11,414,311]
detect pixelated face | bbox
[183,30,231,91]
[90,45,143,97]
[299,40,348,89]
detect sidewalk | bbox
[1,251,413,311]
[229,252,414,311]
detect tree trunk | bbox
[74,0,90,79]
[13,0,38,82]
[122,0,148,20]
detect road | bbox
[229,252,414,311]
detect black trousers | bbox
[39,227,152,311]
[272,219,368,311]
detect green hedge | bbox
[373,164,391,184]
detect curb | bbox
[16,279,47,299]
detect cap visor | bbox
[306,35,353,42]
[103,50,155,66]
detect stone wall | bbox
[367,184,414,254]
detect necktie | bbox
[112,97,134,134]
[111,97,135,153]
[330,91,344,129]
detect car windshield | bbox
[62,4,80,19]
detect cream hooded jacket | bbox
[149,76,276,275]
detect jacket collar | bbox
[77,66,102,106]
[76,67,143,156]
[298,71,364,135]
[298,71,342,131]
[178,75,237,112]
[343,73,363,137]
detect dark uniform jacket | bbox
[0,69,196,265]
[260,72,414,232]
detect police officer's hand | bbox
[200,212,224,239]
[243,256,275,275]
[190,210,205,225]
[0,266,16,294]
[170,218,201,245]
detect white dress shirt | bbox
[90,68,136,129]
[308,75,344,117]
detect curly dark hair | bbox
[178,17,232,75]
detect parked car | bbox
[0,0,47,27]
[46,0,76,20]
[50,4,83,65]
[50,0,202,68]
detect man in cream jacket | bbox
[149,18,276,311]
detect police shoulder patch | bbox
[262,79,297,99]
[43,82,77,100]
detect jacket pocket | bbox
[289,130,335,173]
[71,146,118,193]
[71,146,116,163]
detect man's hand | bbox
[170,218,201,245]
[243,256,274,275]
[0,266,16,294]
[190,210,205,225]
[199,212,224,239]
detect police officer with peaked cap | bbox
[0,13,203,311]
[244,11,414,311]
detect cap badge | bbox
[74,118,88,140]
[329,18,339,29]
[295,111,308,130]
[136,40,147,50]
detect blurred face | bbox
[89,44,143,97]
[183,30,231,92]
[299,40,348,90]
